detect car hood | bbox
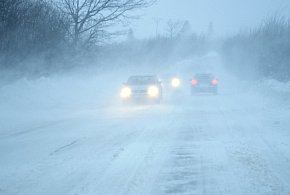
[127,84,149,91]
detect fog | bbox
[132,0,290,37]
[1,0,290,195]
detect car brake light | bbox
[191,79,198,85]
[211,79,219,85]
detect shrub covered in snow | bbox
[221,16,290,82]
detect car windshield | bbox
[127,76,157,85]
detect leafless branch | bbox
[57,0,154,47]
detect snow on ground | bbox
[263,79,290,93]
[0,54,290,195]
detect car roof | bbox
[128,75,158,80]
[194,73,214,78]
[129,75,157,78]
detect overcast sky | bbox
[130,0,290,38]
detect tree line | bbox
[221,16,290,82]
[0,0,152,72]
[0,0,67,69]
[84,20,211,71]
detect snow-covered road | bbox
[1,57,290,194]
[1,91,290,195]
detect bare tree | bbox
[0,0,68,68]
[207,21,214,37]
[179,20,192,38]
[166,19,183,39]
[58,0,153,47]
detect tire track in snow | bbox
[216,97,290,195]
[0,119,66,140]
[72,105,178,195]
[154,96,247,195]
[50,139,79,155]
[2,110,145,195]
[155,109,213,195]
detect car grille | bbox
[133,90,147,94]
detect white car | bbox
[120,75,163,104]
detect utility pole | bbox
[153,17,162,38]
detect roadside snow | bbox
[1,54,290,195]
[263,79,290,93]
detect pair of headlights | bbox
[120,85,160,98]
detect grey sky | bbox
[130,0,290,38]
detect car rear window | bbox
[195,74,213,80]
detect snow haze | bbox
[1,0,290,194]
[132,0,290,37]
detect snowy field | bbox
[1,55,290,195]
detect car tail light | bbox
[191,79,198,85]
[211,79,219,85]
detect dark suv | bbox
[190,73,219,95]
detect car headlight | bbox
[120,87,132,98]
[171,78,181,88]
[147,85,159,97]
